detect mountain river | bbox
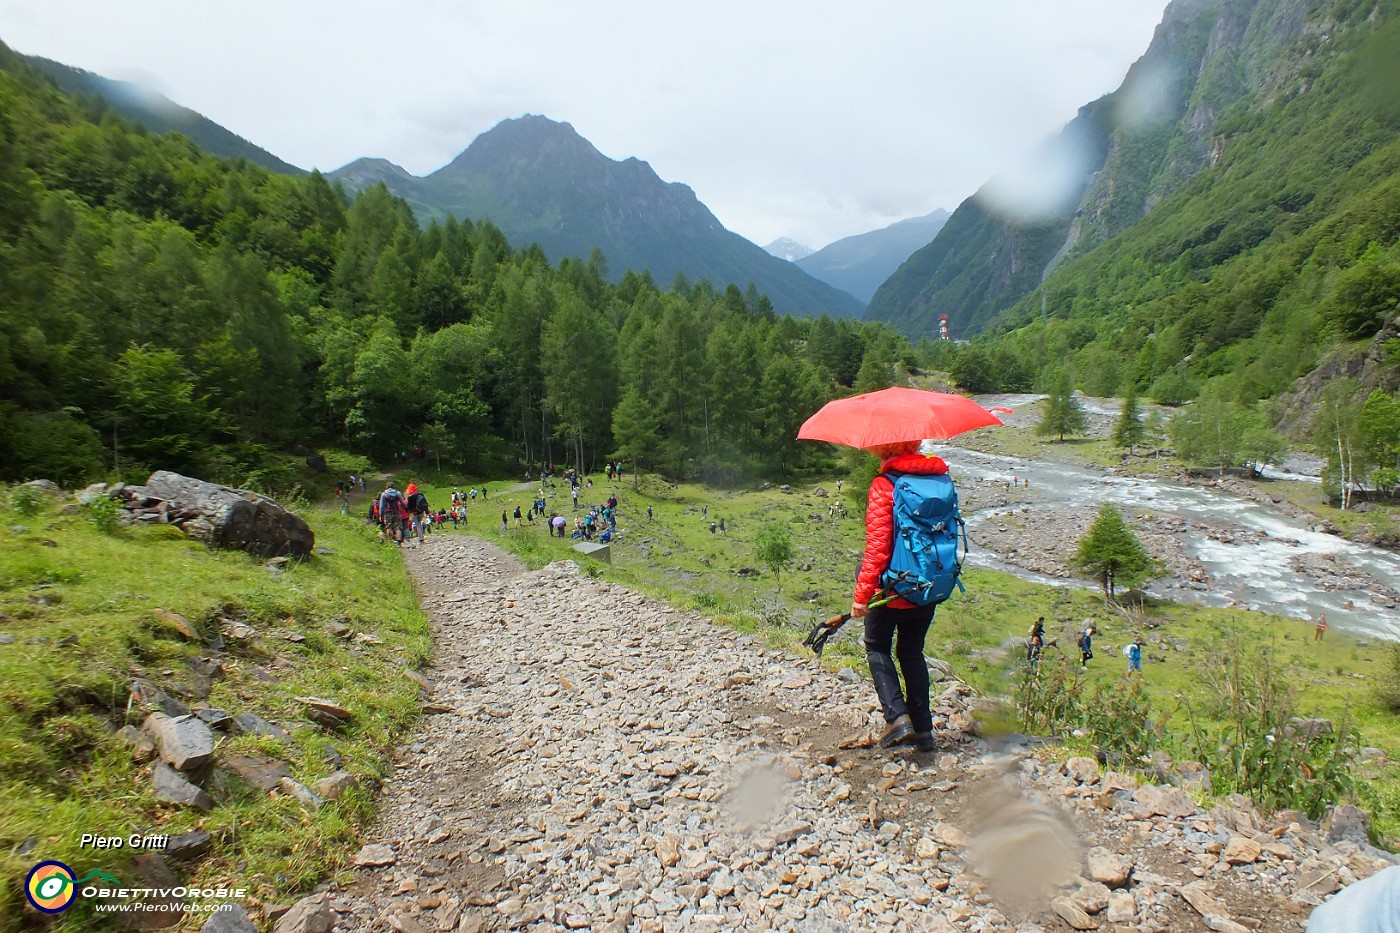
[932,400,1400,640]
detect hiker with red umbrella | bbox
[798,387,1004,751]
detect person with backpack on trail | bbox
[1027,616,1047,666]
[1124,638,1143,673]
[405,483,430,544]
[1078,623,1096,669]
[378,482,408,545]
[852,440,961,753]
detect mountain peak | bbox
[765,237,814,262]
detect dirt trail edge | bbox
[332,536,1393,933]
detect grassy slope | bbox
[0,487,428,930]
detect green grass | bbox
[0,484,428,930]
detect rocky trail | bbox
[311,536,1396,933]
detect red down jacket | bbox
[853,452,950,608]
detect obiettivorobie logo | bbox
[24,862,119,914]
[24,861,248,917]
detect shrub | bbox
[80,496,124,535]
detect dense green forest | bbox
[0,43,913,490]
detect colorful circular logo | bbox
[25,861,77,913]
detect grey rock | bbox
[132,679,192,718]
[167,830,213,860]
[130,470,314,558]
[201,902,259,930]
[120,724,158,762]
[1086,847,1132,887]
[273,893,335,933]
[143,713,214,771]
[151,763,214,811]
[311,770,360,801]
[353,843,397,867]
[202,903,258,933]
[24,479,62,494]
[231,713,292,742]
[1133,783,1197,819]
[224,755,293,793]
[0,634,13,645]
[1105,891,1136,923]
[77,483,110,505]
[195,708,234,730]
[278,777,323,810]
[1322,805,1371,845]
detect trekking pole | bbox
[802,571,911,658]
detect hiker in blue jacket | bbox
[1126,638,1143,673]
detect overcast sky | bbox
[1,1,1168,249]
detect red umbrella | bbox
[797,386,1005,449]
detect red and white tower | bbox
[938,314,949,341]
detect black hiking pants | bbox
[864,603,936,733]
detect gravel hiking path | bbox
[326,535,1385,933]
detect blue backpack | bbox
[879,471,967,607]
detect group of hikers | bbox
[362,466,628,548]
[1024,615,1146,673]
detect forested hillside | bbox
[26,55,305,177]
[869,0,1400,348]
[0,42,909,490]
[328,116,866,320]
[906,0,1400,493]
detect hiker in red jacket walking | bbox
[852,441,949,752]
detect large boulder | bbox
[126,471,313,558]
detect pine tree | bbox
[1072,503,1154,600]
[1112,391,1147,455]
[1036,369,1087,442]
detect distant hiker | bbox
[359,476,366,490]
[647,505,653,521]
[709,522,717,536]
[1125,639,1143,673]
[513,505,523,527]
[718,517,726,535]
[552,514,566,537]
[572,487,580,510]
[854,440,961,753]
[836,479,843,493]
[470,487,477,500]
[1027,633,1043,668]
[1078,624,1096,668]
[1315,614,1328,641]
[702,505,708,519]
[1028,616,1045,641]
[482,485,488,499]
[501,510,508,532]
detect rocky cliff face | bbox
[866,0,1323,338]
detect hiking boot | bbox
[878,714,914,748]
[912,732,937,753]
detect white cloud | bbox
[0,0,1166,248]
